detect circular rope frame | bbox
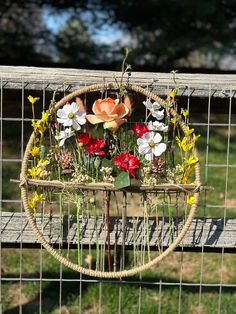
[20,83,201,278]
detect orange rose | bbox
[86,97,131,131]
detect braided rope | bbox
[20,82,201,278]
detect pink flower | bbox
[113,152,139,178]
[49,122,59,129]
[76,97,86,112]
[85,138,105,155]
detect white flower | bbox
[55,128,74,147]
[143,99,161,111]
[148,121,168,132]
[57,102,86,131]
[137,132,166,161]
[143,99,164,120]
[152,110,164,120]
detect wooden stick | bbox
[11,178,213,193]
[105,191,111,272]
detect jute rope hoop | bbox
[20,83,201,278]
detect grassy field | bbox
[1,107,236,313]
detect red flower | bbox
[76,132,90,145]
[113,152,139,178]
[85,138,105,155]
[132,123,148,137]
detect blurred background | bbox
[1,0,236,72]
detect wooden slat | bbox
[0,66,235,97]
[1,212,235,252]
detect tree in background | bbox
[100,0,236,70]
[0,0,236,71]
[0,1,52,65]
[55,16,96,66]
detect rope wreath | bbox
[20,83,201,278]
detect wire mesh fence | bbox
[0,67,236,314]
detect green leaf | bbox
[94,157,101,168]
[40,145,45,159]
[102,158,114,169]
[114,171,130,189]
[131,179,141,186]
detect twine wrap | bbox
[20,83,201,278]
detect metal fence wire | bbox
[0,67,236,314]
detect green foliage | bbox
[114,171,130,189]
[102,158,114,169]
[1,1,236,69]
[0,2,52,64]
[55,16,96,65]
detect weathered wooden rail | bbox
[1,66,236,97]
[1,212,235,252]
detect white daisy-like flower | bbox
[57,102,86,131]
[143,99,164,120]
[152,110,164,120]
[137,131,166,161]
[55,128,74,147]
[148,121,168,132]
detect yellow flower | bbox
[28,166,41,178]
[181,108,188,118]
[181,175,188,184]
[182,138,193,152]
[32,119,46,135]
[28,191,44,209]
[37,158,50,168]
[184,155,199,166]
[33,137,39,145]
[41,111,50,122]
[30,146,40,157]
[170,116,177,124]
[184,126,194,136]
[169,89,176,98]
[193,134,200,142]
[28,95,40,105]
[28,158,50,179]
[186,195,195,205]
[176,136,193,152]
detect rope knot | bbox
[193,184,202,193]
[19,174,28,188]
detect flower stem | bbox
[104,129,110,158]
[31,104,35,120]
[121,191,127,270]
[93,193,99,271]
[105,191,111,272]
[58,192,63,251]
[76,194,81,265]
[57,165,63,252]
[144,194,150,262]
[67,202,70,259]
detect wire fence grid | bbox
[0,67,236,314]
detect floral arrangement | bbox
[19,51,203,277]
[26,85,199,196]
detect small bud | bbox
[94,157,101,168]
[89,197,95,204]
